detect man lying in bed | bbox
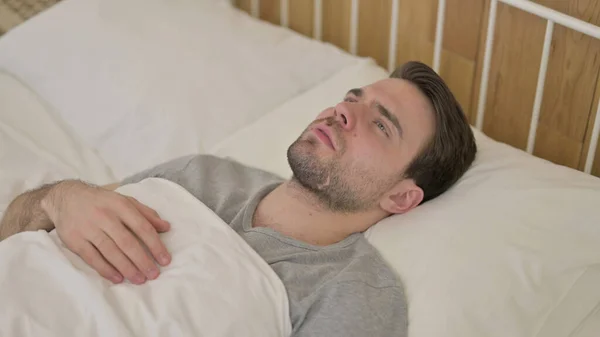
[0,61,476,337]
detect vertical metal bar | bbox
[280,0,289,27]
[585,99,600,174]
[526,20,554,154]
[433,0,446,73]
[314,0,322,40]
[387,0,400,73]
[251,0,260,18]
[498,0,600,39]
[349,0,360,55]
[476,0,499,130]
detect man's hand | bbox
[42,181,171,284]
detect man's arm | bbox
[295,281,407,337]
[0,179,171,285]
[0,182,56,240]
[0,181,118,241]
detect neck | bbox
[253,179,388,246]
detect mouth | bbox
[312,126,336,150]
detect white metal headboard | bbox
[245,0,600,174]
[476,0,600,174]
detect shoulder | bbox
[327,238,408,335]
[122,153,284,222]
[187,154,284,183]
[183,154,285,198]
[176,154,285,221]
[332,235,403,290]
[124,153,284,189]
[301,262,408,337]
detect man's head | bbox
[287,61,476,215]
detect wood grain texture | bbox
[260,0,281,25]
[322,0,352,51]
[439,50,477,118]
[480,3,547,150]
[394,0,437,68]
[437,0,486,120]
[389,0,481,118]
[468,0,600,173]
[232,0,600,177]
[580,73,600,176]
[441,0,486,61]
[289,0,314,37]
[532,0,600,171]
[357,0,392,68]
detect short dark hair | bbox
[390,61,477,204]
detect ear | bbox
[379,179,424,215]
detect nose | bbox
[333,102,356,131]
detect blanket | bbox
[0,178,291,337]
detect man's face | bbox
[287,78,435,213]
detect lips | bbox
[313,126,335,150]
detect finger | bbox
[119,202,171,267]
[128,197,170,233]
[71,240,123,284]
[89,229,148,284]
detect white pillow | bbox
[211,62,600,337]
[0,0,360,179]
[366,129,600,337]
[209,58,390,172]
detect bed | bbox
[0,0,599,336]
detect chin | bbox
[289,139,333,186]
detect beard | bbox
[287,118,397,213]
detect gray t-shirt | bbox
[123,154,407,337]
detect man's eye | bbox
[344,97,357,103]
[374,120,388,135]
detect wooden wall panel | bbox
[357,0,392,68]
[580,75,600,175]
[441,0,486,61]
[387,0,484,120]
[533,0,600,170]
[439,51,477,119]
[289,0,314,37]
[438,0,486,121]
[322,0,352,51]
[469,0,600,173]
[480,4,548,150]
[260,0,281,25]
[233,0,600,177]
[394,0,437,68]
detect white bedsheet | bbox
[0,178,291,337]
[0,70,115,216]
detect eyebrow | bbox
[376,103,403,138]
[346,88,404,138]
[347,88,363,97]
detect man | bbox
[0,61,476,336]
